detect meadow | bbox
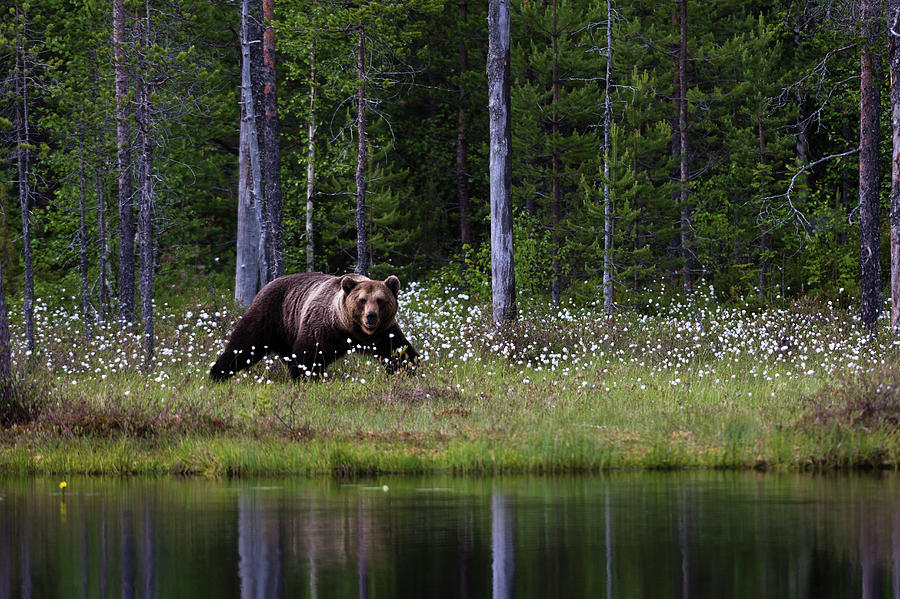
[1,282,899,476]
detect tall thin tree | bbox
[677,0,691,291]
[14,6,35,356]
[888,0,900,332]
[602,0,614,314]
[488,0,516,325]
[306,41,317,272]
[550,0,561,306]
[77,122,93,340]
[355,23,368,276]
[97,171,110,323]
[114,0,135,324]
[235,0,266,306]
[261,0,283,281]
[860,0,883,331]
[136,0,156,367]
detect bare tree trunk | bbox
[550,0,561,307]
[457,0,473,263]
[114,0,135,324]
[306,42,316,273]
[137,0,155,368]
[78,124,93,341]
[678,0,691,292]
[792,30,810,206]
[355,24,368,277]
[488,0,516,325]
[235,0,265,306]
[889,0,900,332]
[758,118,768,298]
[261,0,283,281]
[602,0,614,314]
[97,172,109,322]
[860,0,883,331]
[14,11,34,357]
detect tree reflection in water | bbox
[1,473,900,598]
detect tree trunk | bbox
[355,24,368,277]
[137,0,155,368]
[250,0,269,289]
[306,43,317,273]
[457,0,473,262]
[889,0,900,332]
[602,0,614,314]
[677,0,691,292]
[550,0,561,306]
[488,0,516,325]
[791,25,810,206]
[114,0,135,324]
[15,11,34,357]
[97,172,109,323]
[860,0,883,331]
[758,118,768,298]
[261,0,283,281]
[78,125,93,340]
[235,0,266,306]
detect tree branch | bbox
[760,146,860,230]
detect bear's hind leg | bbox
[209,312,273,381]
[210,344,268,381]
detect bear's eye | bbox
[358,298,366,307]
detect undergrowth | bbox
[1,282,900,474]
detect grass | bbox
[2,282,900,476]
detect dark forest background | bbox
[0,0,892,320]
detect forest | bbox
[2,0,900,366]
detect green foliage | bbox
[0,0,894,325]
[446,210,555,301]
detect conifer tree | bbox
[859,0,882,331]
[113,0,135,325]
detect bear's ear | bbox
[341,275,359,295]
[384,275,400,297]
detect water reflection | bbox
[491,492,514,599]
[2,473,900,597]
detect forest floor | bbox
[1,282,899,476]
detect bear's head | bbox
[341,275,400,336]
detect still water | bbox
[1,471,899,598]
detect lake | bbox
[1,471,898,598]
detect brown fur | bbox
[210,272,417,381]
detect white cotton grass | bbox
[6,282,895,399]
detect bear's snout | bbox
[365,311,378,328]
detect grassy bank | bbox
[2,284,899,475]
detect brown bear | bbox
[209,272,418,381]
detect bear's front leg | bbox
[288,339,341,380]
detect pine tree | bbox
[859,0,883,331]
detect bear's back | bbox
[272,273,344,335]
